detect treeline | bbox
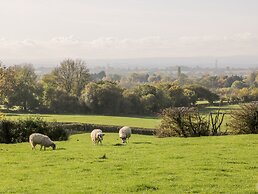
[0,59,220,115]
[94,68,258,104]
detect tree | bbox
[186,85,219,104]
[157,82,194,107]
[91,71,106,82]
[42,87,82,113]
[53,59,90,97]
[81,81,123,114]
[231,80,246,89]
[6,65,40,111]
[122,90,142,114]
[148,74,161,83]
[223,75,243,87]
[0,64,17,105]
[128,73,149,83]
[238,88,250,102]
[104,74,121,82]
[133,84,165,113]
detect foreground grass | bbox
[5,114,160,129]
[0,134,257,193]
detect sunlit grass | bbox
[4,113,160,129]
[0,133,257,193]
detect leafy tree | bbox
[238,88,251,102]
[223,75,243,87]
[43,87,82,113]
[133,84,165,113]
[6,65,40,111]
[122,90,142,114]
[186,85,219,104]
[104,74,122,82]
[128,73,149,83]
[245,71,257,86]
[250,88,258,101]
[0,64,16,105]
[231,80,246,89]
[53,59,90,97]
[91,71,106,82]
[148,74,161,83]
[81,81,123,114]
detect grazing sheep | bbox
[29,133,56,151]
[91,129,105,144]
[119,126,132,143]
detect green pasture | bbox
[4,114,160,129]
[3,104,238,131]
[0,133,257,193]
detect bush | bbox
[0,120,14,143]
[229,102,258,134]
[157,107,210,137]
[0,117,69,143]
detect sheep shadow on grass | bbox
[132,142,152,145]
[113,143,125,146]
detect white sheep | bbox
[29,133,56,150]
[91,129,105,144]
[119,126,132,143]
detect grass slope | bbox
[0,134,257,193]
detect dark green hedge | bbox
[0,117,69,144]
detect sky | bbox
[0,0,258,65]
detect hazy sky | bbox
[0,0,258,63]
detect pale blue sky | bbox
[0,0,258,62]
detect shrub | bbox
[229,102,258,134]
[157,107,210,137]
[0,120,14,143]
[0,117,69,143]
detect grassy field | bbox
[4,114,160,129]
[3,104,239,130]
[0,133,257,193]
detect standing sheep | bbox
[119,126,132,143]
[29,133,56,151]
[91,129,105,144]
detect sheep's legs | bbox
[40,145,43,151]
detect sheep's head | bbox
[98,133,105,141]
[51,143,56,150]
[121,137,127,143]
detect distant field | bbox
[0,133,257,193]
[199,104,240,114]
[2,104,239,130]
[5,114,160,129]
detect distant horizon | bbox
[2,55,258,69]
